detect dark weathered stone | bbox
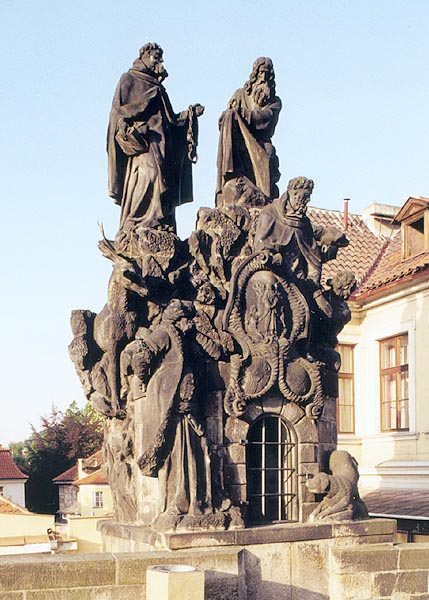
[107,43,204,234]
[216,57,281,204]
[70,47,366,537]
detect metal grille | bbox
[246,415,297,523]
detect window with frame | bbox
[246,415,298,524]
[92,491,103,508]
[402,212,429,258]
[337,344,355,434]
[380,334,409,432]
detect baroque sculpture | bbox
[70,46,367,536]
[107,42,204,237]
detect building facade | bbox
[311,197,429,540]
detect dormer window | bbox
[393,197,429,259]
[403,215,426,257]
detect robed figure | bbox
[122,300,212,520]
[216,57,281,202]
[107,43,204,232]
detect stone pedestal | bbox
[98,517,394,553]
[146,565,204,600]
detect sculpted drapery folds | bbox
[71,47,369,533]
[216,57,281,205]
[107,43,204,234]
[121,300,213,523]
[254,176,336,318]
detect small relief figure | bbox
[306,450,368,522]
[121,300,214,529]
[103,414,137,523]
[192,278,234,360]
[311,270,357,371]
[69,234,148,418]
[92,235,148,416]
[107,43,204,234]
[188,206,249,299]
[216,57,281,203]
[244,271,286,343]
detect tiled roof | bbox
[52,449,102,483]
[0,496,30,515]
[361,488,429,519]
[81,450,102,471]
[73,469,108,486]
[355,232,429,295]
[307,206,388,288]
[308,205,429,297]
[0,447,28,480]
[52,464,79,484]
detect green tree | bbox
[8,441,30,474]
[11,402,103,514]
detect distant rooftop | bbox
[73,469,108,486]
[308,197,429,299]
[0,495,30,515]
[361,488,429,520]
[0,446,28,481]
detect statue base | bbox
[98,517,394,553]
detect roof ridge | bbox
[355,235,393,292]
[0,495,31,514]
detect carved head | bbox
[282,177,314,217]
[162,299,195,331]
[138,42,168,81]
[327,271,356,299]
[305,472,330,494]
[195,280,216,305]
[244,57,275,106]
[251,271,280,309]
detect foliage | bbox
[8,441,30,474]
[10,401,103,514]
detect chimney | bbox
[343,198,349,230]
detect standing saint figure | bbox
[125,299,212,521]
[107,43,204,233]
[216,57,282,203]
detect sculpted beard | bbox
[252,81,272,107]
[153,60,168,82]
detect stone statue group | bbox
[70,43,366,531]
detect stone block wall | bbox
[2,520,428,599]
[329,542,429,599]
[0,548,241,600]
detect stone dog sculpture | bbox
[306,450,368,522]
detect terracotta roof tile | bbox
[361,488,429,519]
[308,205,429,296]
[0,448,28,480]
[52,464,79,483]
[73,469,108,486]
[308,206,387,287]
[52,449,102,483]
[355,232,429,295]
[0,496,30,515]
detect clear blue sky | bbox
[1,1,428,443]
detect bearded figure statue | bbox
[107,43,204,234]
[216,56,282,204]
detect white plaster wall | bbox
[78,484,113,517]
[338,282,429,488]
[0,480,26,507]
